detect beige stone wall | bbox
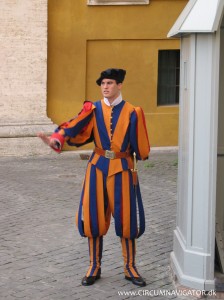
[0,0,54,155]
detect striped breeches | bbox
[76,163,145,239]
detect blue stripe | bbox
[78,184,85,237]
[103,173,109,216]
[136,181,145,238]
[129,171,137,239]
[131,239,140,276]
[130,110,141,160]
[120,127,130,152]
[95,156,109,176]
[121,157,128,170]
[67,134,93,147]
[114,101,130,153]
[99,236,103,263]
[114,173,122,237]
[125,239,134,277]
[94,101,110,149]
[56,113,93,137]
[89,165,99,237]
[88,152,95,163]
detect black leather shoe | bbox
[81,269,101,286]
[125,275,146,287]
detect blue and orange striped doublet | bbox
[52,99,150,240]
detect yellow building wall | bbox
[47,0,188,148]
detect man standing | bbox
[38,68,150,287]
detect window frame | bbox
[157,49,180,106]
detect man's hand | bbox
[37,132,58,148]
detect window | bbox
[88,0,149,5]
[157,50,180,106]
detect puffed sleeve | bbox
[50,101,95,152]
[129,106,150,160]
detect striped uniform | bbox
[51,99,150,278]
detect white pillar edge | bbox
[170,31,220,290]
[171,252,215,291]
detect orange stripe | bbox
[93,111,103,149]
[62,107,94,129]
[96,237,100,270]
[108,159,123,177]
[121,238,130,277]
[101,100,113,139]
[122,171,130,238]
[112,102,134,151]
[86,237,101,277]
[82,164,92,237]
[106,175,115,217]
[128,239,139,277]
[96,168,108,236]
[135,107,150,159]
[121,238,126,262]
[132,240,139,277]
[121,238,139,277]
[69,119,94,145]
[86,238,93,277]
[90,153,100,165]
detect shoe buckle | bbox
[105,150,115,159]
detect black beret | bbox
[96,68,126,86]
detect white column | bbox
[171,32,220,290]
[0,0,55,155]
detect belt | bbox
[94,147,130,159]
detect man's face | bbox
[100,79,122,102]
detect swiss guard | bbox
[38,68,150,287]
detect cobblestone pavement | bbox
[0,150,192,300]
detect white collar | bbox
[103,93,123,107]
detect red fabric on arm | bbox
[50,132,65,153]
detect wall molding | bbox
[88,0,149,5]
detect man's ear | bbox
[118,83,122,90]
